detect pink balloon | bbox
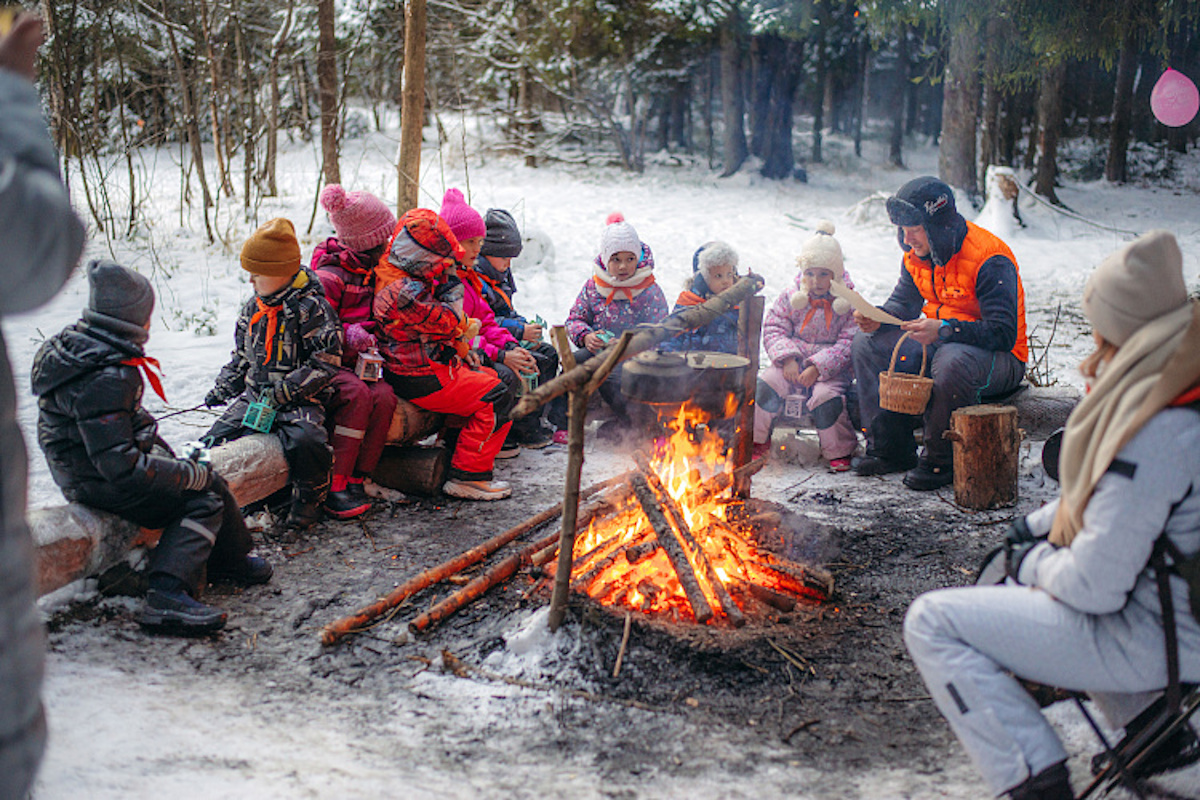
[1151,68,1200,127]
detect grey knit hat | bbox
[86,259,155,328]
[1083,229,1189,346]
[480,208,523,258]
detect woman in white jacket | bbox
[904,230,1200,800]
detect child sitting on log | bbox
[550,212,668,443]
[474,207,559,449]
[753,220,859,470]
[203,218,344,529]
[33,260,271,634]
[661,240,741,354]
[312,185,400,519]
[373,208,515,501]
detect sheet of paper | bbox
[831,282,906,326]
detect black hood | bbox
[31,322,142,396]
[886,176,968,267]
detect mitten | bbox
[345,323,376,353]
[181,459,213,492]
[1004,517,1043,583]
[271,381,293,407]
[205,387,228,407]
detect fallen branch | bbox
[612,613,632,678]
[321,470,631,645]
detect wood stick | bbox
[630,472,713,623]
[548,387,591,632]
[613,612,632,678]
[321,471,631,645]
[510,275,765,420]
[734,294,765,498]
[625,540,659,564]
[570,529,652,591]
[408,529,561,633]
[550,325,576,372]
[633,453,745,627]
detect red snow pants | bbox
[326,369,399,478]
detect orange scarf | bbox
[251,297,282,364]
[799,297,833,333]
[479,271,512,310]
[593,271,657,305]
[122,356,167,403]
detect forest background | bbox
[32,0,1200,246]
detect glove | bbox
[271,381,293,407]
[1004,517,1042,583]
[181,459,213,492]
[345,323,376,353]
[204,387,228,408]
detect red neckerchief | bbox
[251,297,282,364]
[458,265,485,297]
[478,270,512,309]
[799,297,833,333]
[121,355,167,403]
[593,272,657,305]
[675,290,705,307]
[1170,383,1200,407]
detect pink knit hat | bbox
[320,184,397,253]
[439,188,486,242]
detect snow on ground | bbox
[11,117,1200,798]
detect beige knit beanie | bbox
[1083,229,1189,346]
[791,220,851,313]
[241,218,302,277]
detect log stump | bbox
[946,404,1019,510]
[371,445,450,496]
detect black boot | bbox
[208,554,274,586]
[324,488,372,519]
[287,498,324,529]
[903,459,954,491]
[1008,762,1074,800]
[139,588,226,634]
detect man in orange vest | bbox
[851,176,1027,490]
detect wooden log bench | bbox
[32,398,443,598]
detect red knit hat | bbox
[320,184,397,252]
[439,188,486,243]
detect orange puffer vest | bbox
[903,220,1028,362]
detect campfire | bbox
[568,402,832,626]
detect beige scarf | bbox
[592,263,656,305]
[1051,301,1200,546]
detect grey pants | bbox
[851,328,1025,466]
[904,584,1184,796]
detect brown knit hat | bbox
[241,218,302,277]
[1083,229,1189,346]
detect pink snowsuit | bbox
[754,270,859,461]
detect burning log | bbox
[571,529,653,591]
[320,471,631,645]
[629,472,713,623]
[633,452,745,627]
[733,295,766,498]
[625,541,659,564]
[745,559,833,602]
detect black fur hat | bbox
[886,176,968,266]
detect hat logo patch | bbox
[924,194,949,216]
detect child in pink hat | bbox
[311,184,400,518]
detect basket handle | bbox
[886,331,929,378]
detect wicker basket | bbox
[879,332,934,414]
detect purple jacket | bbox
[761,270,858,380]
[565,244,668,346]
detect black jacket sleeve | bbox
[73,368,205,495]
[211,308,251,403]
[938,255,1020,353]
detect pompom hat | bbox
[240,218,302,277]
[439,188,486,243]
[320,184,396,252]
[1083,229,1189,347]
[600,212,642,266]
[791,220,851,315]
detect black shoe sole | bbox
[138,609,226,634]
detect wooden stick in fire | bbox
[733,294,766,499]
[629,471,714,623]
[632,452,746,628]
[320,471,632,645]
[548,330,636,632]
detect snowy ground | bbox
[9,117,1200,798]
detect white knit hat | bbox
[1083,229,1189,346]
[600,212,642,266]
[791,220,851,314]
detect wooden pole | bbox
[397,0,426,214]
[733,294,765,498]
[551,325,576,372]
[629,472,713,623]
[547,388,590,631]
[511,275,764,420]
[320,471,630,645]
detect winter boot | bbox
[1007,762,1074,800]
[208,554,274,587]
[903,460,954,491]
[286,498,325,529]
[443,477,512,501]
[139,589,227,634]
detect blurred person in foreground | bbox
[0,10,86,799]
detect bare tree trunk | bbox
[854,40,869,158]
[233,5,255,211]
[161,1,213,239]
[317,0,341,186]
[197,0,234,197]
[939,2,980,195]
[889,23,908,167]
[1106,33,1137,183]
[718,8,748,176]
[264,0,296,197]
[812,12,827,164]
[1033,61,1067,203]
[760,37,802,179]
[398,0,427,213]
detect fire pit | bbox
[568,402,833,627]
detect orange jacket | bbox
[902,221,1028,362]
